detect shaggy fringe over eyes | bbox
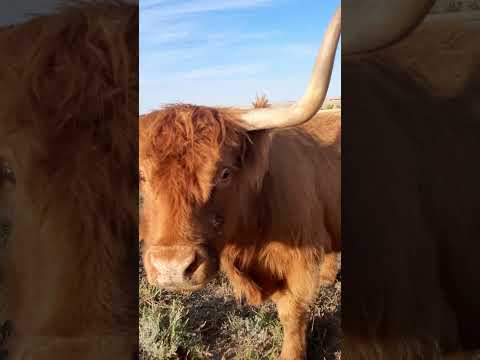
[141,105,250,205]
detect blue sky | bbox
[140,0,341,114]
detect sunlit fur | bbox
[140,103,341,360]
[342,54,480,360]
[0,2,138,359]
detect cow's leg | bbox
[271,248,324,360]
[221,256,264,306]
[319,251,340,286]
[274,292,309,360]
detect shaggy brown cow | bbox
[140,7,341,360]
[0,3,138,359]
[342,1,480,359]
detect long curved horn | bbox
[238,6,341,131]
[343,0,435,55]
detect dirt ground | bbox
[139,258,341,360]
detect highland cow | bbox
[140,7,341,360]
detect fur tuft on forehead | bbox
[141,104,248,204]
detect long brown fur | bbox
[141,105,248,208]
[140,102,340,359]
[0,2,138,359]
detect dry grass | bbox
[252,94,271,109]
[324,103,340,110]
[139,277,211,360]
[138,260,341,360]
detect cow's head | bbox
[139,106,261,290]
[140,7,341,291]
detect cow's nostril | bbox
[184,252,201,279]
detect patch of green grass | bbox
[322,101,341,110]
[138,261,341,360]
[139,279,211,360]
[222,307,283,360]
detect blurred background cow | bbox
[0,2,138,359]
[342,1,480,359]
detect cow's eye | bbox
[218,167,232,183]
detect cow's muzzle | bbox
[143,245,215,290]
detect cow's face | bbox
[139,151,225,291]
[140,106,270,291]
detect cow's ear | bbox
[238,130,272,188]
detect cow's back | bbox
[304,109,341,251]
[266,109,341,252]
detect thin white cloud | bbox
[202,30,281,46]
[139,38,330,87]
[140,0,169,8]
[139,0,279,50]
[143,0,273,16]
[140,20,194,44]
[140,47,207,71]
[279,43,317,58]
[181,64,264,80]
